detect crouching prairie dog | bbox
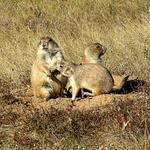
[31,37,67,100]
[56,60,114,100]
[82,43,129,91]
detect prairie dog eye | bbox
[96,45,100,49]
[60,64,63,68]
[49,38,53,42]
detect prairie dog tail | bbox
[112,75,129,91]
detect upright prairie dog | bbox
[31,37,67,100]
[82,43,107,64]
[57,61,114,100]
[82,43,129,91]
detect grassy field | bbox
[0,0,150,149]
[0,0,149,89]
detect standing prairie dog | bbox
[82,43,129,91]
[57,60,114,100]
[31,37,67,100]
[82,43,107,64]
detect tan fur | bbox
[65,43,107,92]
[31,37,67,100]
[57,61,114,100]
[82,43,107,64]
[82,43,129,91]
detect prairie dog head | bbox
[38,37,59,53]
[56,60,76,77]
[84,43,107,63]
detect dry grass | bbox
[0,0,149,89]
[0,92,150,149]
[0,0,150,149]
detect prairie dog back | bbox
[72,64,114,93]
[76,64,113,82]
[57,61,114,100]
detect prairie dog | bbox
[31,37,67,100]
[57,61,114,100]
[82,43,107,64]
[82,43,129,91]
[65,43,107,95]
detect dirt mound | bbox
[0,84,150,150]
[1,77,149,112]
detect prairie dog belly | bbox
[45,51,63,68]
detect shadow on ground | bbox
[114,79,149,94]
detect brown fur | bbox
[31,37,67,100]
[82,43,107,64]
[82,43,129,91]
[57,61,114,100]
[65,43,107,93]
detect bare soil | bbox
[0,79,150,149]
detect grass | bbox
[0,0,150,149]
[0,92,150,149]
[0,0,149,89]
